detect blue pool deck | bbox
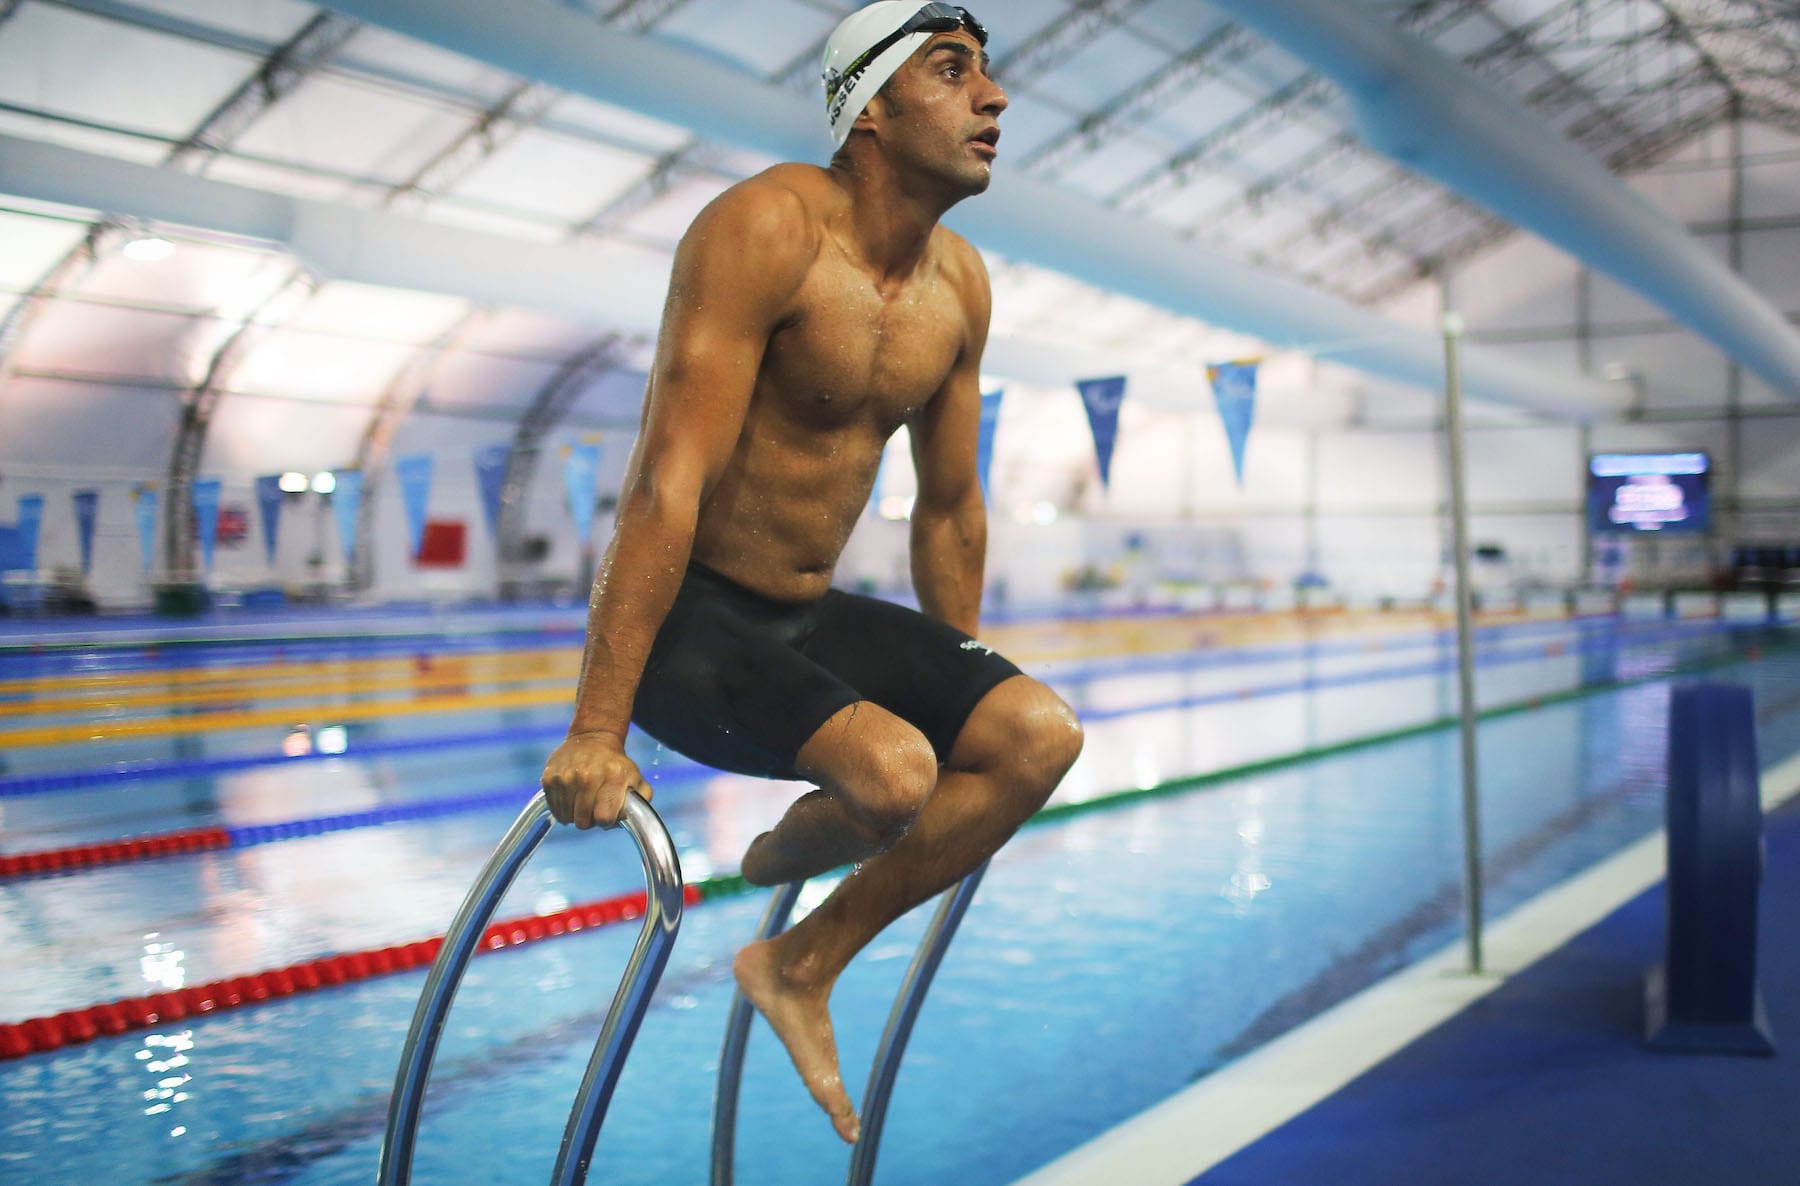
[1023,752,1800,1186]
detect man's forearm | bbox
[567,492,697,740]
[910,502,986,635]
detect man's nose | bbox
[979,75,1007,117]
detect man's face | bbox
[874,30,1008,196]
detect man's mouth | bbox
[970,127,1000,157]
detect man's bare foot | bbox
[733,938,860,1144]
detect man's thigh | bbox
[801,591,1023,764]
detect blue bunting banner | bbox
[1207,360,1260,487]
[394,454,433,559]
[474,444,510,539]
[563,441,602,547]
[72,489,99,575]
[255,475,284,567]
[191,478,222,573]
[132,485,157,572]
[16,494,43,571]
[976,389,1003,499]
[332,470,362,567]
[1075,375,1128,489]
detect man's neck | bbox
[829,155,959,283]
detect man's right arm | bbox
[542,177,816,828]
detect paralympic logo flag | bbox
[191,478,222,573]
[395,454,434,560]
[1075,375,1128,489]
[15,494,43,571]
[474,444,510,540]
[255,475,284,567]
[1207,360,1260,487]
[132,484,157,572]
[72,489,99,575]
[977,389,1003,499]
[564,441,602,547]
[332,470,362,567]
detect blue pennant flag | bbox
[394,454,434,559]
[72,489,99,575]
[1075,375,1128,489]
[16,495,44,571]
[255,475,284,567]
[191,478,222,573]
[976,389,1003,499]
[1207,360,1260,487]
[564,441,603,547]
[474,444,510,539]
[133,485,157,572]
[332,470,362,567]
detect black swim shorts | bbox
[631,563,1023,780]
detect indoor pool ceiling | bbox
[0,0,1795,433]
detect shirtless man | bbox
[540,3,1082,1144]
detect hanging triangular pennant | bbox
[254,475,284,567]
[1074,376,1128,489]
[15,494,43,571]
[563,441,603,547]
[190,479,222,573]
[132,484,157,573]
[1207,360,1260,487]
[394,454,434,559]
[332,470,362,567]
[474,444,510,539]
[976,389,1003,499]
[72,489,99,575]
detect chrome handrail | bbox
[846,860,988,1186]
[710,879,804,1186]
[379,790,683,1186]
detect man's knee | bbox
[800,704,938,842]
[955,677,1084,787]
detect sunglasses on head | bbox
[825,4,988,109]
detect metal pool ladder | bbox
[711,860,990,1186]
[379,790,684,1186]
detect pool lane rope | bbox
[2,634,1793,1061]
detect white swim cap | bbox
[821,3,988,151]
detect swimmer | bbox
[541,3,1082,1144]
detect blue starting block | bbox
[1645,682,1776,1055]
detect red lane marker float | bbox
[0,826,231,879]
[0,881,708,1062]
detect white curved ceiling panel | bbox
[0,5,257,140]
[613,174,734,243]
[337,26,526,108]
[0,212,91,288]
[650,0,823,76]
[199,154,371,205]
[203,391,376,473]
[12,302,196,383]
[226,73,480,193]
[0,378,181,469]
[228,329,416,404]
[71,240,284,313]
[129,0,318,43]
[282,281,470,345]
[452,308,606,360]
[549,94,698,157]
[0,104,168,167]
[449,128,658,225]
[418,353,566,414]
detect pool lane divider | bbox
[6,638,1799,1060]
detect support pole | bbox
[1442,311,1485,974]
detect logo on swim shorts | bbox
[960,639,995,656]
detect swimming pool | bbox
[2,612,1795,1184]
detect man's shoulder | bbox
[929,225,990,305]
[706,164,838,233]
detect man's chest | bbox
[764,258,966,429]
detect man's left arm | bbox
[907,242,992,637]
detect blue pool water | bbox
[1,613,1797,1185]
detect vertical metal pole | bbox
[1442,312,1484,974]
[711,880,805,1186]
